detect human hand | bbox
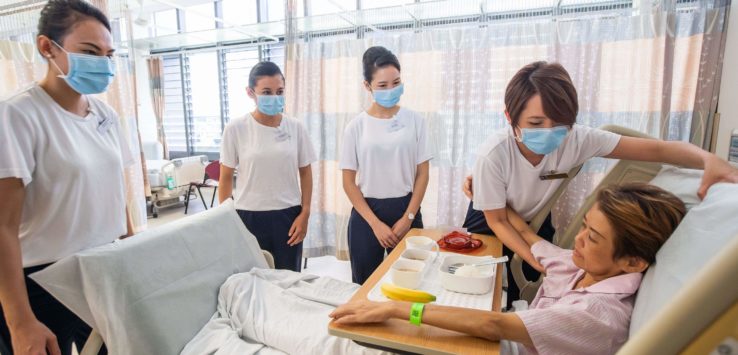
[463,175,473,199]
[371,222,399,249]
[330,300,395,325]
[698,156,738,199]
[287,212,309,246]
[10,319,60,355]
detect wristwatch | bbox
[407,212,415,221]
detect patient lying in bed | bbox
[331,183,687,355]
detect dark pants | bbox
[462,202,556,307]
[348,194,423,285]
[0,264,105,355]
[238,205,304,272]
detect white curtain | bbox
[285,2,730,258]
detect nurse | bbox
[463,61,738,304]
[0,1,134,354]
[219,61,316,272]
[340,46,432,284]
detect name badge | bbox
[97,116,114,134]
[386,119,404,133]
[539,171,569,180]
[275,130,291,142]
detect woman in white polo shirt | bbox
[219,61,316,272]
[340,46,432,284]
[0,1,134,354]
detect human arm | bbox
[287,165,312,246]
[0,178,61,355]
[342,170,398,248]
[484,208,544,272]
[218,164,235,204]
[330,299,533,346]
[607,136,738,199]
[391,161,429,238]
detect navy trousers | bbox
[238,206,304,272]
[462,201,555,307]
[0,264,105,355]
[348,194,423,285]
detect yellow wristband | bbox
[409,302,424,326]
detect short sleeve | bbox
[339,120,359,171]
[0,102,36,186]
[471,154,507,211]
[415,115,432,164]
[530,240,579,276]
[515,299,630,354]
[296,121,317,168]
[573,125,622,164]
[220,121,239,169]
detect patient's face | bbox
[572,204,625,279]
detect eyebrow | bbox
[80,42,115,54]
[583,215,605,239]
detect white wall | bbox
[715,6,738,160]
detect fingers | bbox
[47,334,61,355]
[697,181,709,200]
[288,223,297,238]
[334,315,359,325]
[287,230,305,246]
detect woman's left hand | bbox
[330,300,395,324]
[698,156,738,199]
[391,217,412,240]
[287,211,309,246]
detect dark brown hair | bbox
[596,183,686,265]
[362,46,401,83]
[504,61,578,127]
[38,0,111,45]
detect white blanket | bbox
[182,269,389,355]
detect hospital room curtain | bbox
[0,1,149,232]
[284,1,731,259]
[147,57,169,160]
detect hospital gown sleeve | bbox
[530,240,580,277]
[296,121,317,168]
[471,154,507,211]
[415,114,433,164]
[338,121,359,171]
[220,122,239,169]
[515,298,631,354]
[0,102,36,186]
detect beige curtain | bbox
[147,57,169,160]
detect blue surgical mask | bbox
[49,41,115,95]
[517,126,569,155]
[372,83,404,108]
[256,94,285,116]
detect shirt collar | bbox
[570,270,643,295]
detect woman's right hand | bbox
[371,222,398,249]
[10,318,60,355]
[463,175,474,199]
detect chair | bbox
[184,160,220,214]
[511,125,663,302]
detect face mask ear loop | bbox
[512,126,523,142]
[48,40,69,78]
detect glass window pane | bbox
[187,52,222,153]
[224,48,260,122]
[185,3,216,32]
[162,55,188,153]
[154,9,178,36]
[267,0,285,21]
[222,0,258,25]
[361,0,414,10]
[312,0,356,15]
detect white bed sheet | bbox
[182,269,389,355]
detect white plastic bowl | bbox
[439,255,496,295]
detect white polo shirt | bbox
[220,114,317,211]
[472,124,621,220]
[339,108,432,199]
[0,84,134,268]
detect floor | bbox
[147,188,353,283]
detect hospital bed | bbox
[143,146,209,218]
[28,141,738,354]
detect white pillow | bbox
[629,183,738,335]
[648,165,703,210]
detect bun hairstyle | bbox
[248,61,285,89]
[362,46,401,83]
[38,0,111,45]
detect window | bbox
[185,51,223,154]
[361,0,415,10]
[162,55,188,155]
[223,48,260,122]
[312,0,357,15]
[184,3,216,32]
[222,0,258,25]
[154,9,178,36]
